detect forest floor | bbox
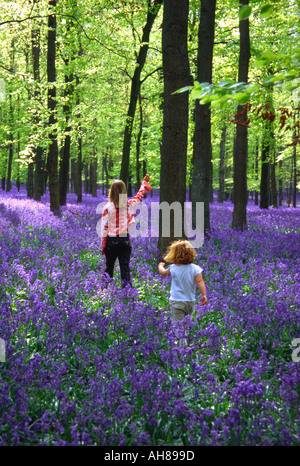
[0,187,299,446]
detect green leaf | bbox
[239,5,252,21]
[172,85,194,95]
[264,74,285,85]
[230,81,246,89]
[253,58,269,68]
[218,80,235,88]
[191,87,205,100]
[285,70,298,80]
[199,94,213,104]
[261,50,278,60]
[232,92,250,104]
[244,83,260,94]
[260,5,273,19]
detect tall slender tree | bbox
[47,0,60,212]
[218,125,226,203]
[31,16,44,202]
[120,0,163,186]
[59,6,76,206]
[6,38,15,193]
[232,0,251,229]
[191,0,217,234]
[260,95,275,209]
[159,0,191,255]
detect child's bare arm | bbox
[196,273,207,305]
[158,262,170,277]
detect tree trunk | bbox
[27,164,34,198]
[103,152,109,195]
[16,135,20,191]
[101,155,105,195]
[31,24,44,202]
[278,158,283,206]
[135,93,143,191]
[120,0,163,186]
[260,130,270,209]
[269,133,278,207]
[142,159,147,199]
[218,125,226,203]
[90,155,97,197]
[159,0,191,255]
[292,112,298,207]
[84,161,89,194]
[6,41,15,193]
[191,0,216,234]
[232,0,251,229]
[59,69,73,205]
[70,158,76,194]
[47,0,60,213]
[255,139,259,205]
[127,170,132,197]
[76,133,82,203]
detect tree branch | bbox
[141,66,162,84]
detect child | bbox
[158,239,207,345]
[100,174,151,287]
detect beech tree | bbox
[31,11,44,202]
[119,0,163,186]
[47,0,60,213]
[159,0,191,255]
[232,0,251,230]
[191,0,217,235]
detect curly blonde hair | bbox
[163,239,196,265]
[109,180,127,208]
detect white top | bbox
[170,263,203,302]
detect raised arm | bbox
[128,175,152,205]
[196,273,207,305]
[158,262,170,277]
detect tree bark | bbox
[59,69,73,205]
[59,13,75,206]
[16,134,20,191]
[232,0,251,229]
[31,23,44,202]
[76,132,82,203]
[90,154,97,197]
[218,125,226,203]
[159,0,191,255]
[120,0,163,186]
[47,0,60,212]
[135,93,143,191]
[6,94,13,192]
[84,160,89,194]
[269,133,277,207]
[278,158,283,206]
[191,0,216,234]
[260,130,270,209]
[6,39,15,193]
[292,112,298,207]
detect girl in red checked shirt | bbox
[100,174,152,288]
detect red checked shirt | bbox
[100,180,152,249]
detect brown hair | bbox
[163,239,196,265]
[109,180,127,208]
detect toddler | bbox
[158,239,207,345]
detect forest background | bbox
[0,0,299,252]
[0,0,300,447]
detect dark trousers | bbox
[104,235,132,287]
